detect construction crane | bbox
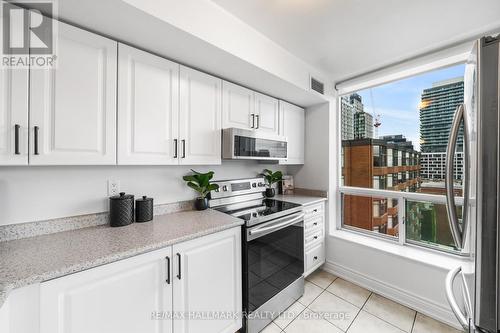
[369,88,382,138]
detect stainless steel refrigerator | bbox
[445,35,500,333]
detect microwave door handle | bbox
[445,104,464,249]
[249,213,305,238]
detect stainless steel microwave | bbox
[222,128,287,161]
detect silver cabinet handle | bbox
[445,104,466,249]
[181,140,186,158]
[251,114,255,128]
[173,139,178,158]
[255,114,259,129]
[445,266,473,330]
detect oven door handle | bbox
[248,212,304,239]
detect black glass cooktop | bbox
[224,199,301,224]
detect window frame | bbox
[335,52,471,257]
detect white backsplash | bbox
[0,161,288,226]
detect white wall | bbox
[0,161,287,226]
[324,238,462,328]
[122,0,330,93]
[37,0,330,107]
[290,101,333,192]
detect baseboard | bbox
[322,260,462,330]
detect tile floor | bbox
[259,269,464,333]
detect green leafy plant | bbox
[262,169,283,188]
[182,170,219,199]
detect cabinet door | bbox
[0,3,29,165]
[0,64,28,165]
[179,66,221,165]
[40,247,173,333]
[117,44,179,165]
[279,101,305,164]
[29,20,117,165]
[173,227,242,333]
[254,92,279,134]
[222,81,254,130]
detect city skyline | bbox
[354,63,466,151]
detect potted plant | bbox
[182,170,219,210]
[262,169,283,198]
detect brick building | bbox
[341,139,421,236]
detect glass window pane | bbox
[340,64,465,196]
[342,194,399,238]
[405,200,462,252]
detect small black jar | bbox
[136,196,154,222]
[109,192,134,227]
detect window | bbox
[342,194,399,238]
[339,62,467,254]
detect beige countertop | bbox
[0,209,243,309]
[274,194,327,206]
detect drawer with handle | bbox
[304,216,323,233]
[305,228,324,248]
[304,203,324,219]
[305,242,325,272]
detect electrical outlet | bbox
[108,180,120,196]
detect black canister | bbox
[135,196,154,222]
[109,192,134,227]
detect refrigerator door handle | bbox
[460,103,470,250]
[445,266,472,330]
[445,104,465,249]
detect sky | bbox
[354,63,466,152]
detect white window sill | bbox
[329,228,473,272]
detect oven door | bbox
[244,212,304,312]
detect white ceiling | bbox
[211,0,500,82]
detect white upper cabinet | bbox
[222,81,280,135]
[179,66,221,165]
[40,247,173,333]
[29,20,117,165]
[117,44,179,165]
[0,4,29,166]
[173,228,241,333]
[222,81,254,130]
[0,63,29,166]
[254,92,279,135]
[279,101,305,164]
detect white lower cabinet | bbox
[33,227,241,333]
[303,202,326,276]
[173,228,242,333]
[40,247,173,333]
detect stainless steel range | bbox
[209,178,305,333]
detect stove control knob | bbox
[222,185,228,192]
[214,188,219,192]
[258,182,264,187]
[252,213,257,217]
[252,183,257,188]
